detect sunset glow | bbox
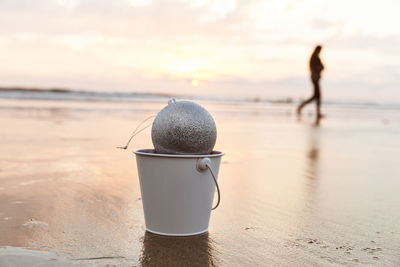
[0,0,399,101]
[192,79,199,87]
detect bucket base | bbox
[146,228,208,237]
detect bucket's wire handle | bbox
[197,158,220,210]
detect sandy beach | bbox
[0,97,399,266]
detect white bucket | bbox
[134,149,224,236]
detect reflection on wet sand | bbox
[2,99,400,266]
[305,127,320,181]
[140,232,218,267]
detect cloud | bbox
[0,0,399,102]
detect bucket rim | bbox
[134,149,224,158]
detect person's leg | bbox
[298,76,318,115]
[314,80,321,117]
[314,91,321,126]
[315,81,321,118]
[297,95,315,115]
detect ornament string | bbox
[117,115,156,150]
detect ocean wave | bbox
[0,87,399,110]
[0,87,174,103]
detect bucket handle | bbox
[196,158,220,210]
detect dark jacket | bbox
[310,54,324,76]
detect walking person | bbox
[297,45,324,119]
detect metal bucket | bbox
[134,149,224,236]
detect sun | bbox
[191,79,199,87]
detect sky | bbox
[0,0,399,102]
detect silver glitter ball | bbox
[151,100,217,154]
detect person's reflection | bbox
[140,232,217,267]
[305,127,320,181]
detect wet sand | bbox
[0,98,399,266]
